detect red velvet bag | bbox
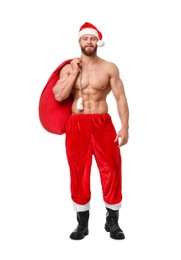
[39,59,73,134]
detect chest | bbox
[75,67,109,91]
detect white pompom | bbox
[77,97,84,111]
[97,40,105,47]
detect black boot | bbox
[105,208,125,239]
[70,210,89,240]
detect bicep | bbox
[57,64,71,83]
[52,65,71,95]
[110,72,126,102]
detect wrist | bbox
[72,69,80,76]
[122,125,129,130]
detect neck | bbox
[80,53,99,64]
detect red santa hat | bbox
[78,22,105,47]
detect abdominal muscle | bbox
[71,73,111,114]
[72,95,108,114]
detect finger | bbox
[119,137,128,147]
[114,135,118,142]
[75,58,81,67]
[74,57,81,62]
[119,139,124,147]
[72,58,79,63]
[71,59,81,69]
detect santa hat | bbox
[78,22,105,47]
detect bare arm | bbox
[52,58,81,102]
[110,64,129,146]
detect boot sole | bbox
[104,224,125,240]
[70,229,89,240]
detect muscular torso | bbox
[72,59,111,114]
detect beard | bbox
[81,45,97,56]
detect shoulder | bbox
[100,58,119,70]
[108,61,119,72]
[59,63,72,77]
[100,59,119,76]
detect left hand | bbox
[114,127,129,147]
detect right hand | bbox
[71,58,81,72]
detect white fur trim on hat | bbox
[79,28,99,39]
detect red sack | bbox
[39,59,73,134]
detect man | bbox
[52,22,129,240]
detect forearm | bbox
[52,70,79,101]
[117,97,129,129]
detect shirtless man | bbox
[53,22,129,240]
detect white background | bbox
[0,0,181,259]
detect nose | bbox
[87,38,91,44]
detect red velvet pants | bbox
[65,114,122,206]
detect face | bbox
[79,34,98,56]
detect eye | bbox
[91,37,97,41]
